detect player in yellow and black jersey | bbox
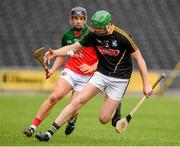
[35,10,153,142]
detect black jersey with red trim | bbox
[79,25,138,79]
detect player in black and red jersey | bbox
[35,10,153,141]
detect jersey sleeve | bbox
[126,34,139,54]
[79,32,94,47]
[115,26,139,54]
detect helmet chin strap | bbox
[106,23,114,35]
[106,25,110,32]
[95,25,111,36]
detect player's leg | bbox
[100,76,129,126]
[36,78,73,120]
[99,96,119,124]
[35,83,100,141]
[64,73,92,135]
[23,78,73,137]
[111,102,121,127]
[64,90,79,135]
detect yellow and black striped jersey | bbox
[79,25,138,79]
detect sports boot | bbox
[35,132,50,141]
[23,127,34,137]
[65,116,77,135]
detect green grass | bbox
[0,93,180,146]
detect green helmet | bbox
[91,10,112,28]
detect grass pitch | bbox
[0,92,180,146]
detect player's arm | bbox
[45,35,69,78]
[125,33,153,97]
[49,34,71,74]
[55,42,82,56]
[46,56,66,77]
[44,42,82,63]
[131,49,153,98]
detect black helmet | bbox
[70,7,87,22]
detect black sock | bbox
[47,122,60,136]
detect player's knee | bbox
[71,97,85,109]
[99,115,110,124]
[49,93,62,104]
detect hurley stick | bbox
[33,47,49,79]
[116,73,166,133]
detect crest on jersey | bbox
[96,39,102,44]
[67,40,73,44]
[74,39,79,42]
[112,40,118,47]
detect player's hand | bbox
[44,48,54,65]
[143,84,153,98]
[45,68,53,79]
[79,64,94,74]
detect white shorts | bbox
[61,68,91,92]
[88,71,129,101]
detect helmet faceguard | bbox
[70,7,87,22]
[69,7,87,31]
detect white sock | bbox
[30,125,37,130]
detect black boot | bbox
[23,127,34,137]
[35,132,50,141]
[65,116,77,135]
